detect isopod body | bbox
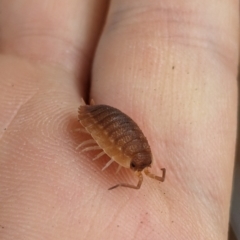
[78,100,166,190]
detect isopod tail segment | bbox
[108,168,166,190]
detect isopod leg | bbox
[144,168,166,182]
[108,172,143,190]
[115,165,122,174]
[93,151,105,161]
[82,146,101,152]
[76,139,96,150]
[90,99,95,105]
[102,159,114,171]
[80,98,86,105]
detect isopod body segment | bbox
[77,100,166,190]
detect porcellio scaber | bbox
[77,100,166,190]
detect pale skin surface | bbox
[0,0,238,239]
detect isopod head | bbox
[130,152,152,171]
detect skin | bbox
[0,0,238,239]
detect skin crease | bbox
[0,0,238,239]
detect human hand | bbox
[0,1,238,239]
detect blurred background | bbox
[229,65,239,240]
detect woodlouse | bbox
[77,99,166,190]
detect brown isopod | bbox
[77,99,166,190]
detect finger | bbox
[0,0,108,75]
[91,0,238,239]
[0,1,108,239]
